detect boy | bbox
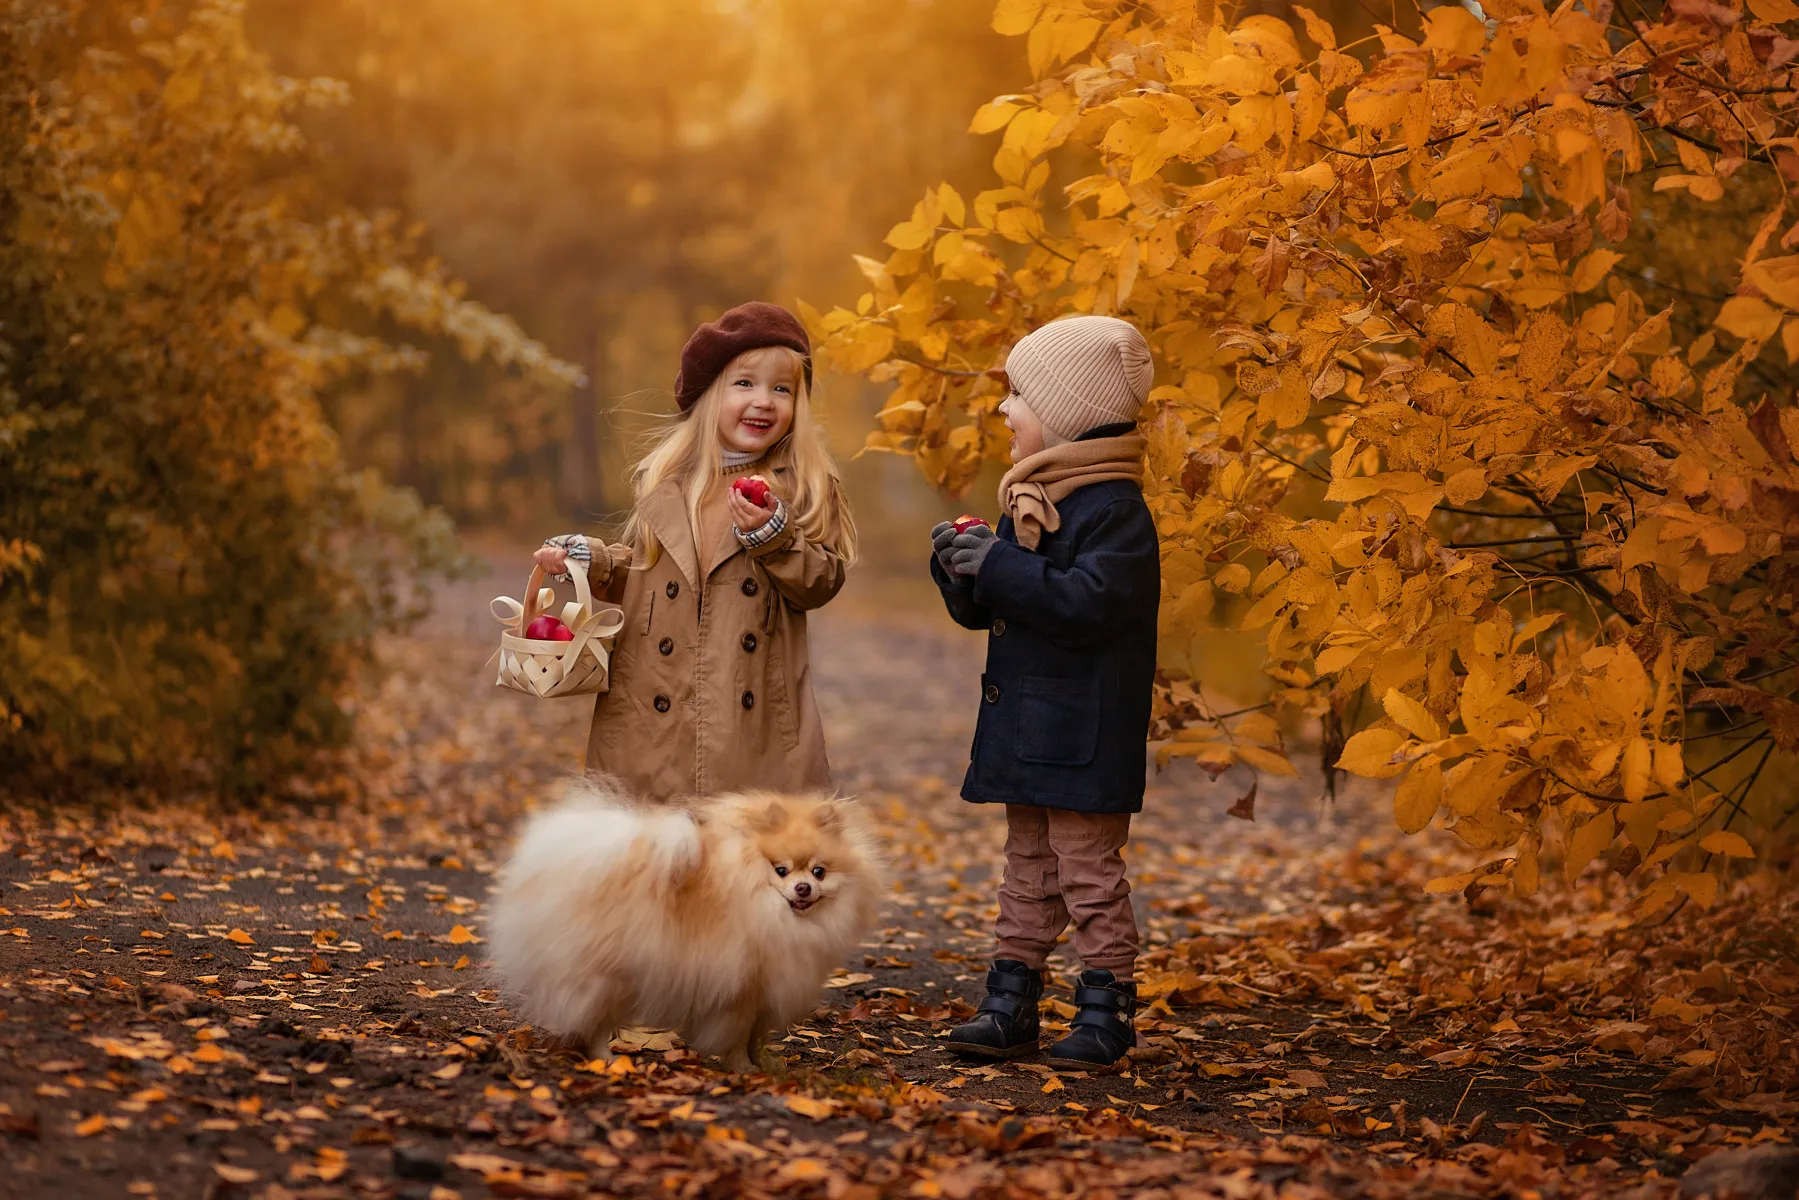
[929,315,1159,1070]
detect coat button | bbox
[666,581,680,599]
[653,694,671,713]
[992,619,1007,637]
[741,690,755,710]
[742,633,757,652]
[658,637,674,656]
[741,578,759,597]
[983,684,1000,704]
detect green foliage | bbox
[0,0,575,793]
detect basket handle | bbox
[490,548,599,631]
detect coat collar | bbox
[639,463,793,587]
[639,482,700,588]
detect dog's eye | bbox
[773,864,789,877]
[811,866,826,880]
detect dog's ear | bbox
[747,798,787,833]
[814,796,848,830]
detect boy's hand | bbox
[930,521,959,573]
[948,525,996,578]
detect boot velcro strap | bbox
[984,969,1036,996]
[1071,1006,1131,1040]
[976,992,1029,1019]
[1072,985,1130,1012]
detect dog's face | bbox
[745,797,858,915]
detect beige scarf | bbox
[997,432,1145,550]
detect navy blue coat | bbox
[931,478,1160,814]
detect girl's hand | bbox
[534,544,570,577]
[728,476,776,532]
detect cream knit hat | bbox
[1004,315,1153,440]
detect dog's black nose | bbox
[793,881,812,898]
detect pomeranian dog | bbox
[489,775,882,1071]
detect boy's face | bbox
[1000,393,1046,462]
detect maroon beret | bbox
[673,301,813,413]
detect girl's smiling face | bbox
[716,349,798,456]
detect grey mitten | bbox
[948,524,997,578]
[931,521,959,574]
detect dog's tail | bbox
[497,776,704,902]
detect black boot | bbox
[944,960,1043,1059]
[1046,969,1136,1070]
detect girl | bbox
[532,302,857,799]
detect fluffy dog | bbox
[489,776,882,1071]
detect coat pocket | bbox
[1015,676,1100,767]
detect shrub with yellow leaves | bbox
[810,0,1799,908]
[0,1,577,792]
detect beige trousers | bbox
[993,804,1139,978]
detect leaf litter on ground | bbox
[0,561,1792,1198]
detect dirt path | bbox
[2,554,1788,1199]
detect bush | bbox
[817,0,1799,908]
[0,1,576,793]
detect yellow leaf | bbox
[74,1114,108,1137]
[447,924,476,945]
[777,1159,832,1183]
[1699,830,1755,858]
[1716,295,1784,341]
[213,1165,258,1185]
[1393,758,1444,833]
[1750,0,1799,20]
[938,183,967,227]
[1620,738,1651,803]
[1382,688,1444,741]
[1673,871,1719,908]
[432,1062,463,1080]
[227,928,254,945]
[1336,728,1408,778]
[1443,467,1488,505]
[1652,741,1685,790]
[1564,809,1615,881]
[784,1095,835,1119]
[968,98,1028,135]
[1571,249,1622,294]
[192,1043,226,1064]
[1204,54,1277,96]
[1235,744,1298,776]
[885,221,932,251]
[1514,839,1540,897]
[1041,1076,1065,1093]
[1421,6,1486,56]
[1214,563,1252,593]
[210,840,236,860]
[991,0,1042,36]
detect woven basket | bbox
[490,561,626,699]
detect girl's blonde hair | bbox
[623,345,858,567]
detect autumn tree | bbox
[816,0,1799,907]
[0,0,574,791]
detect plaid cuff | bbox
[734,499,788,549]
[543,534,590,582]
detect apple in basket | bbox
[731,476,772,508]
[952,514,989,534]
[524,615,574,642]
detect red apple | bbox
[524,615,568,640]
[732,476,772,508]
[952,514,989,534]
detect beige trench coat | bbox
[582,466,846,801]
